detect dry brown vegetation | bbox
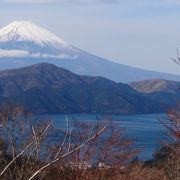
[0,104,179,180]
[154,108,180,180]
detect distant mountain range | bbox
[130,79,180,109]
[130,79,180,93]
[0,63,179,114]
[0,21,179,83]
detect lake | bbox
[41,113,171,161]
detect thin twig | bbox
[0,123,52,177]
[28,120,110,180]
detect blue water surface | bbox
[40,113,170,161]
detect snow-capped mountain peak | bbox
[0,21,81,58]
[0,21,68,47]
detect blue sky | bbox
[1,0,180,74]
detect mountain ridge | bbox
[129,79,180,93]
[0,63,168,114]
[129,79,180,110]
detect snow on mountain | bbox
[0,21,68,47]
[0,21,79,58]
[0,21,179,83]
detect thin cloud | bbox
[1,0,180,6]
[1,0,118,4]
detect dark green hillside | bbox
[0,63,168,114]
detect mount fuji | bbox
[0,21,79,58]
[0,21,179,83]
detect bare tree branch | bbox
[0,123,52,177]
[53,116,69,160]
[171,49,180,65]
[28,120,110,180]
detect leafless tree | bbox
[1,105,165,180]
[28,119,110,180]
[153,54,180,179]
[0,105,111,180]
[42,118,140,180]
